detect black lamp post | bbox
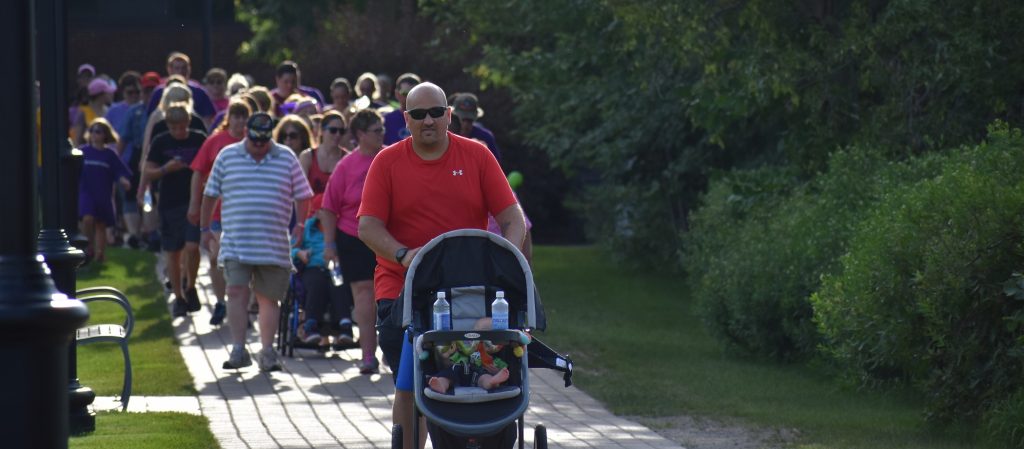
[0,0,89,447]
[35,0,95,434]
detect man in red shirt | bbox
[356,82,526,449]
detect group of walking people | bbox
[72,49,527,448]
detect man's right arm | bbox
[358,215,416,267]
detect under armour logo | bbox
[452,170,464,176]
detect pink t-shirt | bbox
[322,149,375,237]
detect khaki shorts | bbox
[222,259,291,301]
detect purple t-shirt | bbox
[79,144,132,205]
[383,109,409,146]
[145,80,216,119]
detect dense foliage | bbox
[685,148,945,359]
[813,124,1024,427]
[417,0,1024,265]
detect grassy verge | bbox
[76,247,193,396]
[69,412,219,448]
[532,246,985,449]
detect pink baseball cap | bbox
[88,78,116,96]
[77,63,96,76]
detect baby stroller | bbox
[391,229,574,449]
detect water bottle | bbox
[328,260,344,286]
[432,292,450,331]
[492,291,509,330]
[143,188,153,213]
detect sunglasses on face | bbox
[406,106,447,120]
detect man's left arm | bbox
[494,203,527,252]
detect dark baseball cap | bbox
[247,112,275,142]
[451,93,484,120]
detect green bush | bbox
[685,147,945,360]
[984,388,1024,448]
[812,123,1024,425]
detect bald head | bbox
[405,82,447,109]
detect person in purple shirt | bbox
[78,118,132,264]
[271,60,325,117]
[145,52,217,127]
[382,73,421,146]
[449,92,502,164]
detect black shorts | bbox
[336,231,376,282]
[376,298,404,384]
[160,205,199,252]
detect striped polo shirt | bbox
[204,140,314,268]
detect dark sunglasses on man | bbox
[406,106,447,120]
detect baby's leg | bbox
[477,367,509,390]
[428,376,451,393]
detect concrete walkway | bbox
[165,257,678,448]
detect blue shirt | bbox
[291,216,327,269]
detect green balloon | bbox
[507,171,524,190]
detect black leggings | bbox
[301,267,353,333]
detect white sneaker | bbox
[256,347,282,372]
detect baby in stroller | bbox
[290,194,354,348]
[427,318,511,394]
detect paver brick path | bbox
[160,257,678,448]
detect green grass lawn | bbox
[75,247,193,396]
[69,412,218,448]
[532,245,987,449]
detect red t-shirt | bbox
[190,130,241,221]
[358,132,518,300]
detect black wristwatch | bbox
[395,247,409,264]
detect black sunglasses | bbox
[325,126,345,135]
[407,106,447,120]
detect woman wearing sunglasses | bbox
[299,110,349,195]
[273,114,313,157]
[320,108,387,374]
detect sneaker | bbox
[209,302,226,326]
[171,295,188,318]
[359,358,380,375]
[302,319,322,345]
[332,321,356,350]
[223,346,252,370]
[256,347,282,372]
[185,287,201,312]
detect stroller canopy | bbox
[401,229,545,331]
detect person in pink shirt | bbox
[320,108,385,374]
[188,99,252,325]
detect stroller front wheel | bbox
[534,424,547,449]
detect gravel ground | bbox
[626,415,801,449]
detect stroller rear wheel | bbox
[533,425,547,449]
[391,424,403,449]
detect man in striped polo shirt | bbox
[199,112,314,371]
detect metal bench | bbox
[76,286,134,411]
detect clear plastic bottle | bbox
[327,260,344,286]
[432,291,450,331]
[491,290,509,330]
[143,188,153,213]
